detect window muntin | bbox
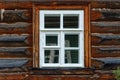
[40,10,84,67]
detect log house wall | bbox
[0,3,33,71]
[0,1,119,80]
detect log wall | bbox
[91,1,120,70]
[0,1,119,80]
[0,3,33,71]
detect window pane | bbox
[65,50,79,63]
[63,14,79,28]
[45,50,59,63]
[45,14,60,28]
[46,35,58,46]
[65,34,78,47]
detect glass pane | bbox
[65,50,79,63]
[63,14,79,28]
[45,14,60,28]
[46,35,58,46]
[65,34,78,47]
[45,50,59,63]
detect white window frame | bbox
[39,10,84,68]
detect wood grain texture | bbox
[92,46,120,58]
[30,68,94,75]
[0,22,32,34]
[0,59,28,68]
[0,34,32,47]
[0,72,29,80]
[91,9,120,21]
[91,2,120,8]
[0,3,33,70]
[30,75,92,80]
[91,24,120,34]
[0,3,32,9]
[0,47,32,58]
[91,33,120,45]
[0,9,32,22]
[92,58,120,69]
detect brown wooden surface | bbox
[0,22,32,34]
[0,3,32,9]
[91,1,120,8]
[0,3,33,70]
[30,75,92,80]
[91,9,120,21]
[91,33,120,45]
[0,1,119,79]
[91,1,120,70]
[92,46,120,58]
[0,72,29,80]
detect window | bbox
[34,5,90,68]
[39,10,84,67]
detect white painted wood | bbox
[39,10,84,68]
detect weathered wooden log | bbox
[0,47,32,58]
[91,33,120,45]
[91,25,120,33]
[92,22,120,27]
[91,2,120,8]
[0,47,31,55]
[0,34,28,42]
[0,34,32,47]
[0,22,32,34]
[92,46,120,58]
[91,9,120,21]
[92,58,120,69]
[0,59,28,68]
[31,68,94,75]
[99,47,120,51]
[0,22,31,29]
[0,3,32,9]
[0,47,26,53]
[1,9,32,22]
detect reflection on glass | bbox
[65,50,79,63]
[63,14,79,28]
[45,50,59,63]
[45,14,60,28]
[65,34,78,47]
[46,35,58,46]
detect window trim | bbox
[33,4,91,68]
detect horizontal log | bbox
[91,25,120,33]
[91,2,120,8]
[0,34,32,47]
[92,22,120,27]
[92,58,120,69]
[91,33,120,45]
[91,9,120,21]
[0,34,28,42]
[0,73,27,80]
[31,68,94,75]
[0,22,32,34]
[0,59,28,68]
[0,3,32,9]
[30,75,92,80]
[92,46,120,58]
[0,22,31,28]
[0,9,32,22]
[0,47,32,58]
